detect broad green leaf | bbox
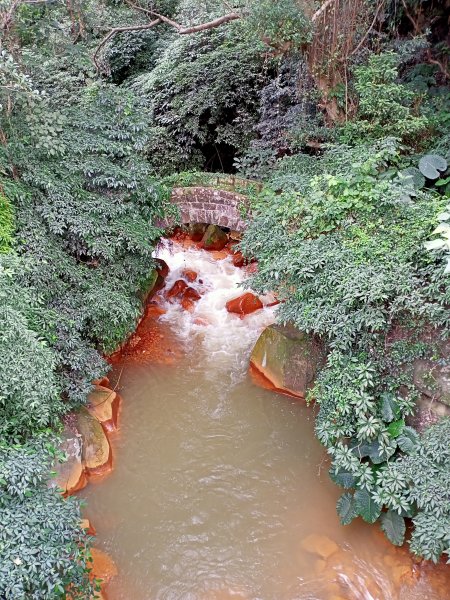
[397,426,419,454]
[419,154,448,180]
[387,419,405,438]
[399,166,425,189]
[355,488,382,524]
[380,510,406,546]
[337,493,358,525]
[380,393,400,422]
[330,468,357,489]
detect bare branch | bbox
[177,13,241,35]
[92,3,241,70]
[311,0,337,23]
[350,1,384,57]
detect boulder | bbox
[80,518,96,536]
[51,427,86,496]
[232,251,246,268]
[182,269,197,282]
[250,324,325,398]
[92,376,110,387]
[301,533,339,559]
[183,287,201,301]
[181,297,195,312]
[77,408,111,474]
[139,268,164,303]
[226,293,263,316]
[407,394,450,432]
[90,548,117,598]
[166,279,188,299]
[87,385,119,432]
[155,258,169,278]
[201,224,228,251]
[413,359,450,406]
[188,222,207,242]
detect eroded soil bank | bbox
[81,238,450,600]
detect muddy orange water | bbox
[82,241,449,600]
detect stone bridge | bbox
[164,176,262,232]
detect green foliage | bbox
[380,510,406,547]
[131,16,267,173]
[418,154,448,180]
[0,5,172,592]
[0,193,14,253]
[0,255,64,440]
[246,0,312,51]
[241,139,450,559]
[376,418,450,562]
[242,140,450,351]
[336,492,358,525]
[339,52,430,145]
[0,435,94,599]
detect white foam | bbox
[154,240,277,382]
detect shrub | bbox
[0,193,14,253]
[339,52,430,145]
[0,435,94,599]
[241,139,450,559]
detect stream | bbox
[82,239,450,600]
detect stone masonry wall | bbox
[167,187,249,231]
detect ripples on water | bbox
[82,241,450,600]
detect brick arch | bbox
[169,187,249,231]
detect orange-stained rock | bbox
[87,386,118,431]
[210,249,230,260]
[80,518,96,536]
[166,279,188,299]
[77,408,111,474]
[182,269,198,282]
[249,363,303,399]
[183,287,201,301]
[392,564,413,586]
[51,427,87,496]
[232,251,246,268]
[226,293,263,316]
[181,297,195,312]
[188,223,207,242]
[92,376,110,387]
[244,262,258,275]
[250,324,326,398]
[155,258,169,278]
[201,224,228,251]
[301,533,339,559]
[90,548,118,588]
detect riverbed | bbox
[82,241,449,600]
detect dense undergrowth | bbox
[0,0,449,596]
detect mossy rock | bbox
[201,224,228,250]
[250,324,326,397]
[413,359,450,407]
[138,269,159,303]
[87,385,118,429]
[77,407,111,472]
[51,426,86,495]
[188,222,207,241]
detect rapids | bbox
[82,241,450,600]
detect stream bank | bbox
[69,228,449,600]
